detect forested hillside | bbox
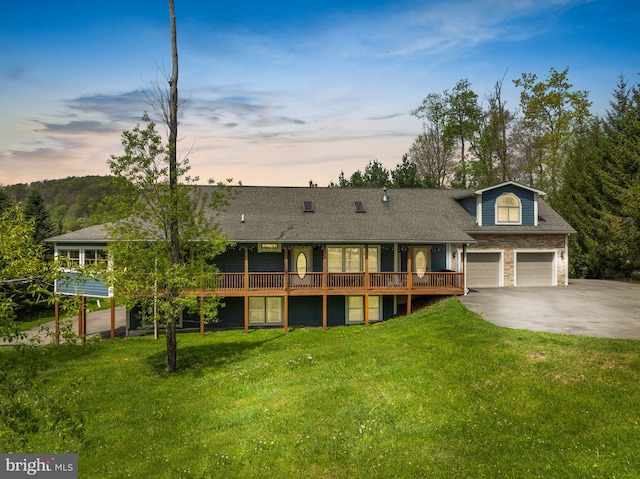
[1,176,128,234]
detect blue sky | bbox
[1,0,638,187]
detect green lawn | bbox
[2,297,640,478]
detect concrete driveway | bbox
[459,279,640,340]
[1,307,127,346]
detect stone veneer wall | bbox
[468,234,568,287]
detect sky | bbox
[1,0,639,187]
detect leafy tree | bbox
[407,133,450,187]
[0,205,84,451]
[101,0,231,373]
[411,93,454,187]
[445,79,483,188]
[513,67,592,201]
[0,205,52,341]
[470,76,516,188]
[105,116,229,372]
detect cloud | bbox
[320,0,592,59]
[36,119,120,135]
[186,90,307,129]
[367,113,405,121]
[65,90,148,122]
[4,67,28,81]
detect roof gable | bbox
[474,181,545,196]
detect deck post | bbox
[200,295,205,336]
[244,246,249,333]
[364,294,369,326]
[407,249,413,316]
[54,296,60,346]
[284,296,289,333]
[322,294,327,330]
[79,296,86,343]
[244,297,249,334]
[364,246,369,326]
[110,297,115,341]
[284,246,289,333]
[322,246,328,330]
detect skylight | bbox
[354,201,365,213]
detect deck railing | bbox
[202,271,463,294]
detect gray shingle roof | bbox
[47,224,111,243]
[47,186,575,244]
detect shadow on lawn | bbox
[144,332,287,377]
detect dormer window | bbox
[496,193,521,224]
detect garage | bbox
[466,252,501,288]
[516,252,554,286]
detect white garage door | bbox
[466,252,501,288]
[516,252,554,286]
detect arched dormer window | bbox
[496,193,521,224]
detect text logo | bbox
[1,454,78,478]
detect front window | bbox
[328,247,344,273]
[347,295,381,323]
[57,248,108,268]
[496,194,521,224]
[57,249,80,268]
[327,246,379,272]
[249,297,283,324]
[344,247,361,272]
[85,249,108,266]
[347,296,365,323]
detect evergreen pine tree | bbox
[559,76,640,279]
[23,187,56,246]
[0,189,12,214]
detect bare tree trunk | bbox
[166,0,179,373]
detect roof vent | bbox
[354,201,366,213]
[303,201,314,212]
[383,187,389,203]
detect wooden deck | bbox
[198,271,465,297]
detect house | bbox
[47,182,575,334]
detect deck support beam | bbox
[199,295,205,336]
[110,297,116,341]
[364,245,369,326]
[78,296,86,343]
[54,296,60,346]
[284,246,289,332]
[322,246,328,330]
[244,246,249,333]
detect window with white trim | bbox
[496,194,521,224]
[85,249,108,266]
[57,249,80,268]
[249,297,283,324]
[56,247,108,269]
[346,295,381,323]
[327,246,379,272]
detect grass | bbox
[2,297,640,478]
